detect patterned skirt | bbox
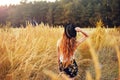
[59,59,78,78]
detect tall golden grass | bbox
[115,46,120,79]
[0,21,120,80]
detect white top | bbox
[59,54,75,62]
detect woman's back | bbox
[57,24,88,79]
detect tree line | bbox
[0,0,120,27]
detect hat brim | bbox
[64,24,76,38]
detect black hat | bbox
[64,24,76,38]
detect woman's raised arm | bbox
[75,27,89,47]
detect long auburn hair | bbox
[59,32,77,67]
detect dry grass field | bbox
[0,22,120,80]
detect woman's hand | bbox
[75,27,88,37]
[75,27,82,32]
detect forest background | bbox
[0,0,120,27]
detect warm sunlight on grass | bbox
[0,22,120,80]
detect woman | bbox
[57,24,88,80]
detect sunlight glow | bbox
[0,0,56,6]
[0,0,21,6]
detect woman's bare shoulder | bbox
[57,38,62,47]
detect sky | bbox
[0,0,56,6]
